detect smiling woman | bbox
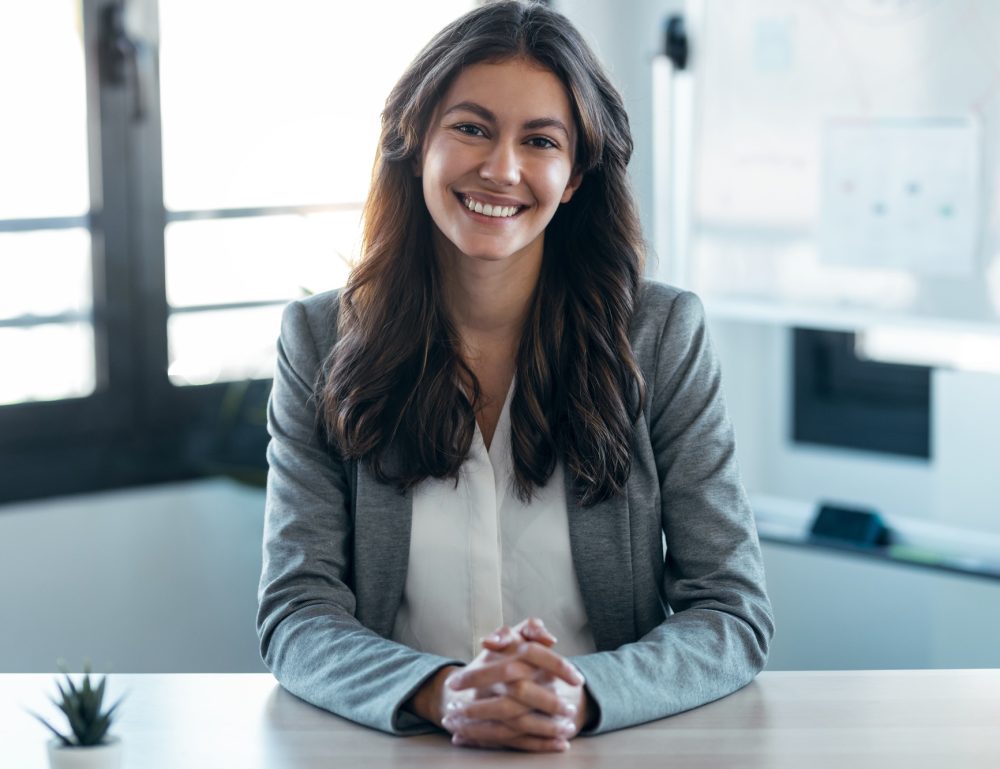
[257,0,773,755]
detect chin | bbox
[458,252,507,264]
[451,242,517,262]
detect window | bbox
[0,0,476,503]
[0,2,94,407]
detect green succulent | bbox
[29,663,124,747]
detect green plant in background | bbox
[29,663,124,747]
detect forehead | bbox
[436,58,576,130]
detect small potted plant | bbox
[29,663,125,769]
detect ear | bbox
[560,170,583,203]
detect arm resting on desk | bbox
[256,299,460,735]
[573,290,773,734]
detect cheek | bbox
[539,164,576,206]
[421,138,462,186]
[420,153,450,211]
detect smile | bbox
[459,194,523,219]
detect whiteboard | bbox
[682,0,1000,332]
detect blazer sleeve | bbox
[256,299,459,735]
[571,289,774,734]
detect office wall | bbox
[0,480,266,673]
[761,540,1000,670]
[556,0,1000,536]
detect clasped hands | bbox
[436,618,590,752]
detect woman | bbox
[257,0,773,753]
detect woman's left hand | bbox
[441,618,590,751]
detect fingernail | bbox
[445,700,464,713]
[569,668,585,685]
[560,703,577,717]
[447,675,463,690]
[525,626,557,643]
[555,738,570,751]
[452,735,469,746]
[558,720,576,737]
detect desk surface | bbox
[3,670,997,768]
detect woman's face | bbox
[417,57,581,269]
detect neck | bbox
[436,233,541,355]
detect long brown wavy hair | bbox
[321,0,647,506]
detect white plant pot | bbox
[47,736,123,769]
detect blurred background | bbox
[1,0,998,674]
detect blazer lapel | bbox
[565,476,636,652]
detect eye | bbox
[527,136,558,150]
[454,123,486,137]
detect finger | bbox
[514,617,558,647]
[480,623,535,653]
[452,731,568,753]
[500,677,579,718]
[510,642,586,687]
[507,734,570,753]
[518,643,584,686]
[449,694,532,722]
[447,657,536,691]
[480,635,518,653]
[472,683,504,701]
[507,710,578,740]
[451,734,501,750]
[532,668,557,686]
[443,715,517,742]
[481,627,555,652]
[483,625,517,647]
[451,644,584,690]
[444,716,570,752]
[481,619,557,654]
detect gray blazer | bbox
[257,281,774,736]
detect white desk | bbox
[3,670,998,767]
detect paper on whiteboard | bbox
[819,118,980,278]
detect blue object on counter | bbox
[810,503,892,548]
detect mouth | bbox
[456,193,526,219]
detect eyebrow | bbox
[442,101,571,139]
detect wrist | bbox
[575,687,597,733]
[407,665,461,727]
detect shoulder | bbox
[630,280,707,365]
[279,288,343,362]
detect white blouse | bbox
[390,380,597,662]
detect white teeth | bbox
[463,195,520,218]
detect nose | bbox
[478,140,520,187]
